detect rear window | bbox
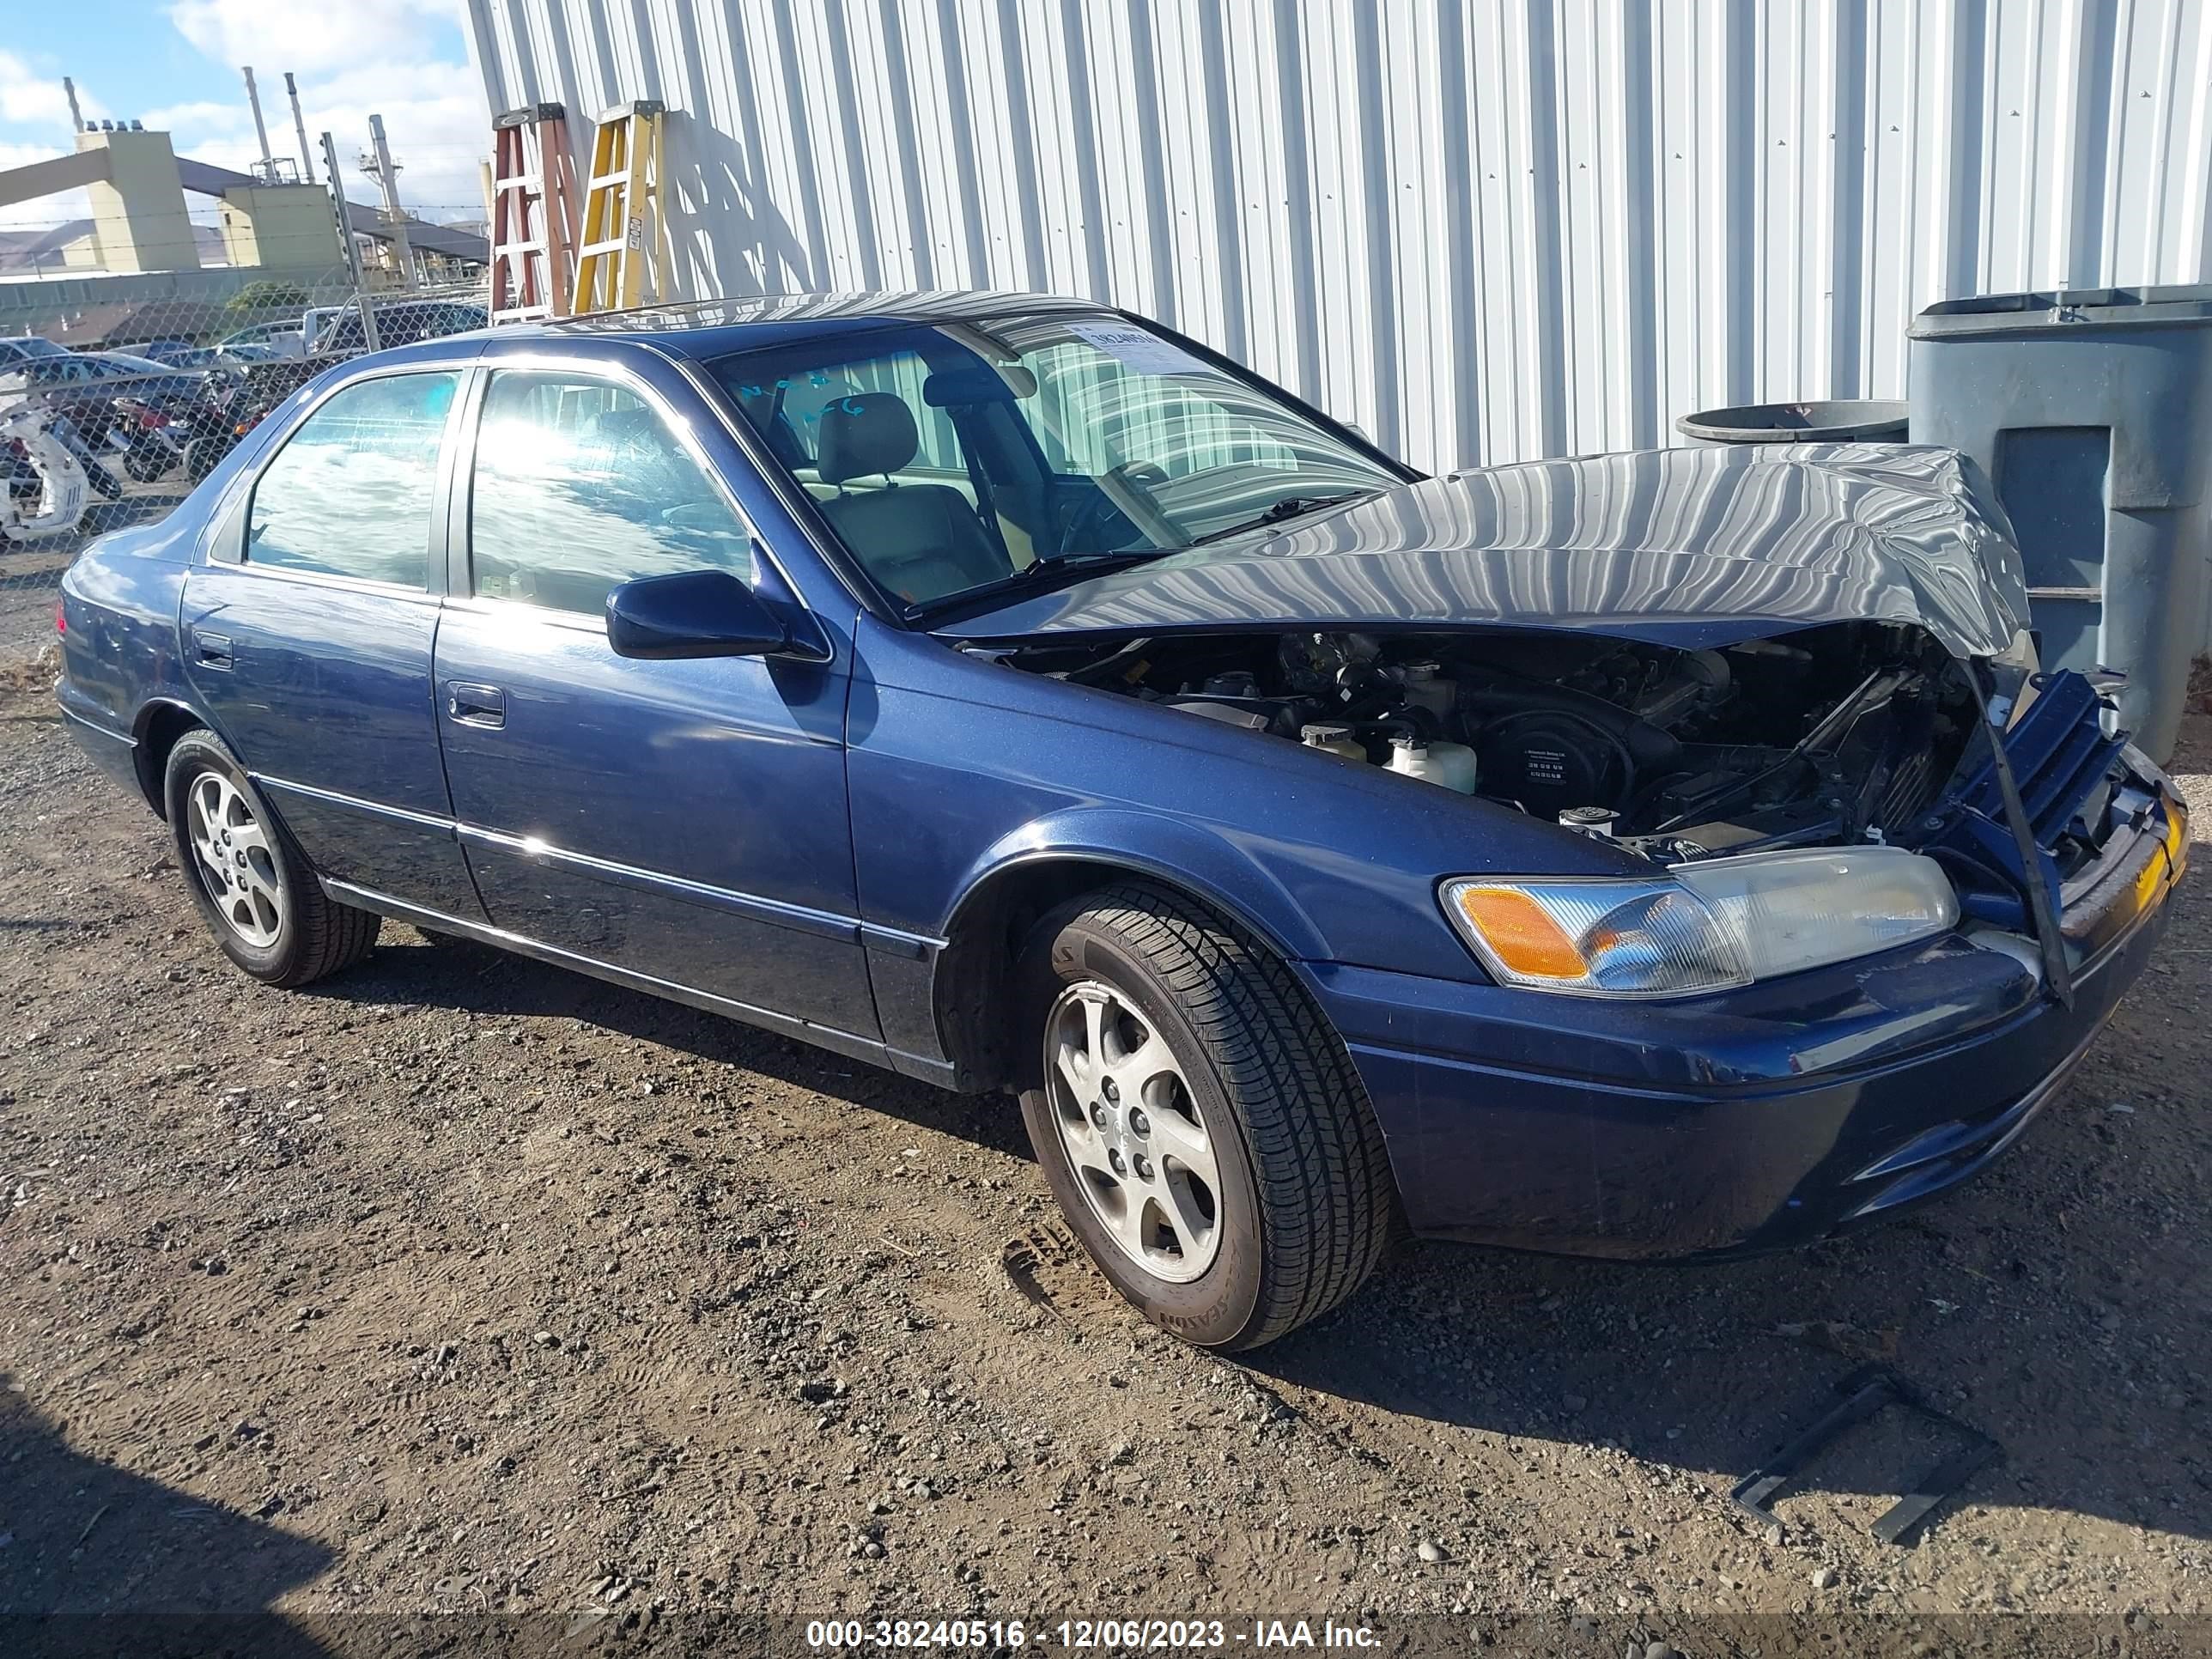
[246,372,459,586]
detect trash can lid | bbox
[1911,283,2212,340]
[1673,399,1909,444]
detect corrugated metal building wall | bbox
[464,0,2212,476]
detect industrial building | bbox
[0,87,489,348]
[465,0,2212,477]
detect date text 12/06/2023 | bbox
[803,1619,1381,1650]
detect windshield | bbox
[709,310,1401,611]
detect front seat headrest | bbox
[587,406,660,447]
[816,392,919,485]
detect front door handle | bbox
[191,629,234,670]
[446,682,506,729]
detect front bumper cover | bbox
[1318,790,2185,1261]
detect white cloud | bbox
[140,100,245,133]
[0,48,104,128]
[167,0,459,79]
[144,16,492,226]
[166,59,490,223]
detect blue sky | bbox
[2,0,491,228]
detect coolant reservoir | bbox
[1400,660,1456,720]
[1300,722,1367,762]
[1387,734,1478,793]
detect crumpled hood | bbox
[935,442,2033,659]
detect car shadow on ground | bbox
[1248,1194,2209,1548]
[0,1380,332,1655]
[304,933,1037,1164]
[331,916,2212,1551]
[301,715,2212,1558]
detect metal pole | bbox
[366,114,418,292]
[285,72,316,185]
[241,68,275,173]
[319,130,378,352]
[63,78,85,135]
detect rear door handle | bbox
[446,682,506,729]
[191,630,234,670]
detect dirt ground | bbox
[0,613,2208,1656]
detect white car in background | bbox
[218,320,311,360]
[0,336,70,369]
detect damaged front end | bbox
[944,444,2184,1006]
[927,442,2189,1257]
[984,617,2185,999]
[1923,664,2187,999]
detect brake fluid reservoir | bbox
[1388,734,1479,793]
[1400,660,1456,721]
[1300,722,1367,762]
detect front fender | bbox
[944,805,1334,963]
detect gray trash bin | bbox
[1910,284,2212,763]
[1674,399,1909,446]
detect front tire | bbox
[1016,881,1396,1352]
[164,729,380,987]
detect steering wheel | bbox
[1057,460,1167,555]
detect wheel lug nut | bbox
[1101,1078,1119,1103]
[1127,1108,1150,1136]
[1108,1148,1127,1176]
[1133,1154,1153,1179]
[1090,1103,1109,1129]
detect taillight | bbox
[55,605,66,635]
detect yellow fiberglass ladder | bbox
[574,100,668,316]
[487,102,581,325]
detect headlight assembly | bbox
[1441,847,1959,998]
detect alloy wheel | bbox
[1044,981,1222,1281]
[185,771,284,949]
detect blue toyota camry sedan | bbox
[56,292,2187,1350]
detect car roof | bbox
[301,290,1125,377]
[500,289,1109,361]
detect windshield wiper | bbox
[904,549,1169,623]
[1189,489,1377,545]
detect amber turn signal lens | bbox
[1450,885,1589,980]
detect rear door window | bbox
[245,370,458,586]
[465,370,753,617]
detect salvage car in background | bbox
[54,294,2187,1351]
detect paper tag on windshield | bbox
[1067,321,1211,378]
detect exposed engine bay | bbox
[1000,623,1987,863]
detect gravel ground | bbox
[0,639,2207,1656]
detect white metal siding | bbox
[465,0,2212,474]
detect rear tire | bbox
[164,729,380,988]
[1015,881,1395,1352]
[185,434,228,483]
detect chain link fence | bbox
[2,275,490,667]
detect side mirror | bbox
[605,568,792,660]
